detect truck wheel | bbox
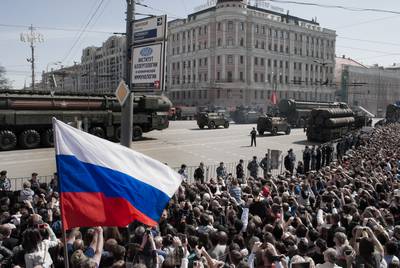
[89,127,105,139]
[258,130,264,136]
[285,127,291,135]
[271,127,278,136]
[114,126,121,141]
[0,130,17,151]
[199,125,205,129]
[41,129,54,147]
[19,129,41,149]
[224,122,230,128]
[133,126,143,141]
[208,121,216,129]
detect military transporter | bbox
[257,115,291,136]
[0,90,172,151]
[197,112,230,129]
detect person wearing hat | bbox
[194,162,205,184]
[284,149,296,174]
[247,156,259,179]
[0,171,10,191]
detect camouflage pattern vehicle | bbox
[230,106,262,124]
[0,90,172,151]
[197,112,229,129]
[257,115,291,136]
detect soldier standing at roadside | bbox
[250,127,257,147]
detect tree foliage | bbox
[0,65,10,90]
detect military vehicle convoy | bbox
[257,115,291,136]
[197,112,229,129]
[306,107,356,142]
[278,99,347,127]
[0,91,171,151]
[230,107,262,124]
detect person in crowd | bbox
[311,145,317,171]
[316,145,322,171]
[247,156,259,178]
[216,162,227,179]
[260,153,270,179]
[19,181,34,202]
[29,172,41,193]
[250,127,257,147]
[236,159,245,184]
[0,170,11,191]
[303,146,311,174]
[1,124,400,268]
[194,162,205,184]
[178,164,188,181]
[284,149,296,174]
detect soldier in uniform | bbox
[247,156,259,178]
[250,127,257,147]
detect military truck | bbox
[0,90,172,151]
[197,112,229,129]
[230,106,262,124]
[278,99,347,127]
[257,115,291,136]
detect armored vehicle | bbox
[197,112,229,129]
[257,115,291,136]
[278,99,347,127]
[231,107,262,124]
[0,90,172,151]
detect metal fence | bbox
[8,159,285,191]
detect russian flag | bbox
[53,119,182,230]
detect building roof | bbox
[336,56,367,68]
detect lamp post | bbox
[46,61,61,91]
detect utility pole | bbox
[20,25,44,90]
[120,0,134,147]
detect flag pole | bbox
[52,118,70,268]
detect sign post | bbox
[131,15,167,93]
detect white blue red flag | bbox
[53,119,182,230]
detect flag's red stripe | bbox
[60,192,157,230]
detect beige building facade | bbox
[166,0,337,110]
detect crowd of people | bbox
[0,124,399,268]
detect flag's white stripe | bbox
[54,119,181,197]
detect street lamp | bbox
[46,61,61,91]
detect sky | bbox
[1,0,400,89]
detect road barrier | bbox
[8,159,284,191]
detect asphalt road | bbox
[0,121,315,178]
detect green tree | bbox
[0,65,10,90]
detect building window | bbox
[227,55,233,64]
[254,57,258,65]
[255,24,259,34]
[268,59,271,67]
[261,73,265,83]
[261,58,265,66]
[228,21,234,31]
[254,90,258,99]
[217,89,220,98]
[267,74,271,83]
[217,72,220,81]
[227,71,233,82]
[240,72,244,81]
[218,38,222,46]
[240,22,245,31]
[218,22,221,31]
[227,38,234,46]
[240,55,244,64]
[217,56,220,64]
[204,57,208,66]
[254,73,258,82]
[240,38,244,46]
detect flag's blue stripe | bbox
[56,155,170,223]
